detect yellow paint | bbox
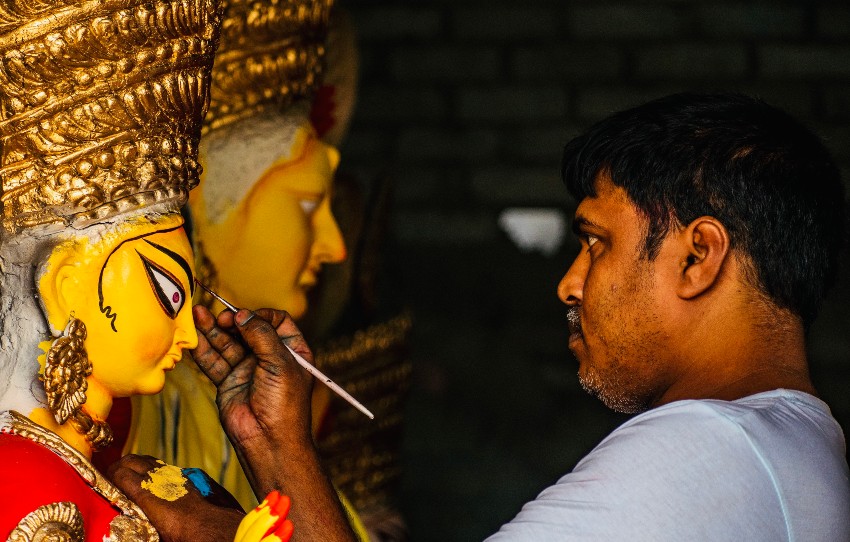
[141,462,189,501]
[34,214,198,458]
[36,339,51,374]
[191,122,346,320]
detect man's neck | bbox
[656,302,814,406]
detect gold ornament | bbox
[204,0,334,132]
[8,502,84,542]
[42,317,113,450]
[0,0,223,233]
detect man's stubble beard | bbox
[573,269,662,415]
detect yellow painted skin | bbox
[192,124,347,319]
[141,461,190,501]
[31,215,198,459]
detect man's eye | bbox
[138,252,186,319]
[587,235,599,248]
[299,199,319,215]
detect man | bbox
[486,92,850,540]
[111,93,850,541]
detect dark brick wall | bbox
[337,2,850,540]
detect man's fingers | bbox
[252,308,313,363]
[106,455,170,503]
[192,331,232,386]
[193,305,250,374]
[232,310,293,376]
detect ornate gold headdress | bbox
[0,0,223,233]
[204,0,334,133]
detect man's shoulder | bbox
[606,389,840,447]
[575,389,846,490]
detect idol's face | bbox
[557,175,676,413]
[202,131,346,319]
[41,217,198,398]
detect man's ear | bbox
[677,216,730,300]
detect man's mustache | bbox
[567,306,582,336]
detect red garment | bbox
[0,432,118,541]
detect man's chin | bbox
[578,370,649,415]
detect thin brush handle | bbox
[194,279,374,419]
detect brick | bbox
[575,86,684,121]
[568,5,691,40]
[355,87,449,124]
[470,167,567,205]
[823,85,850,121]
[390,46,502,82]
[390,210,499,245]
[511,125,584,162]
[759,46,850,78]
[453,7,560,40]
[352,7,443,41]
[397,128,500,163]
[698,4,806,39]
[635,43,750,81]
[511,45,623,81]
[816,6,850,39]
[456,87,567,123]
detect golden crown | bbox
[204,0,333,133]
[0,0,223,233]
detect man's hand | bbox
[191,305,356,542]
[107,455,244,542]
[191,306,314,460]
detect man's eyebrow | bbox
[143,239,195,296]
[571,216,604,236]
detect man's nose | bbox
[557,256,587,306]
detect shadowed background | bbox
[332,1,850,540]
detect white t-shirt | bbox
[487,390,850,541]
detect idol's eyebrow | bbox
[143,239,195,296]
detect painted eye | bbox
[137,252,186,319]
[299,199,319,215]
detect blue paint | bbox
[182,467,213,497]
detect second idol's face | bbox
[43,218,198,398]
[201,131,346,319]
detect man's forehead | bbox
[572,178,643,232]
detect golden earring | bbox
[42,316,113,449]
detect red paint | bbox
[0,432,119,540]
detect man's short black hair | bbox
[562,92,846,328]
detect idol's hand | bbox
[106,455,244,542]
[191,306,356,542]
[235,491,294,542]
[191,306,314,458]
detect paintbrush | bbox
[194,279,375,420]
